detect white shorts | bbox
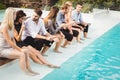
[0,48,14,58]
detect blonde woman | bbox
[0,7,38,75]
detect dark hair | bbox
[15,10,26,22]
[76,2,83,6]
[34,8,42,16]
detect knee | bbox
[23,48,30,54]
[67,34,73,41]
[18,52,26,58]
[29,52,35,57]
[73,30,79,37]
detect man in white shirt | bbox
[22,8,54,55]
[72,2,90,38]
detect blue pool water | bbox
[0,10,5,22]
[42,23,120,80]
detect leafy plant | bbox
[0,3,6,9]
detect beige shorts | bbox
[0,48,14,58]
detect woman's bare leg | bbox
[27,46,60,68]
[54,34,62,53]
[84,32,87,38]
[40,45,49,56]
[29,52,43,64]
[62,39,70,48]
[8,49,33,74]
[22,46,43,64]
[24,50,39,75]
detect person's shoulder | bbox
[39,18,44,22]
[72,9,77,13]
[39,18,44,25]
[58,11,63,15]
[0,23,8,32]
[1,23,8,28]
[25,17,32,23]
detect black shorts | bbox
[16,41,28,48]
[23,36,54,51]
[60,29,73,41]
[72,30,79,37]
[77,24,89,32]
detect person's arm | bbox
[71,10,77,22]
[2,26,21,51]
[14,24,25,41]
[79,13,90,26]
[81,21,89,26]
[14,28,20,41]
[35,32,52,41]
[47,20,55,34]
[56,12,64,27]
[35,19,51,40]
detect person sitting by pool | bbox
[21,8,56,56]
[0,7,38,75]
[64,1,84,43]
[44,6,64,53]
[71,2,90,39]
[14,10,60,68]
[56,4,79,47]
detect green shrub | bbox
[82,3,93,13]
[103,1,114,9]
[0,3,6,9]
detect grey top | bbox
[45,19,59,35]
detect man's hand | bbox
[45,36,51,41]
[80,26,84,31]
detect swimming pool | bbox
[41,23,120,80]
[0,10,5,22]
[0,9,49,22]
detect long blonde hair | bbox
[1,7,16,30]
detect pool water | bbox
[0,10,5,22]
[42,23,120,80]
[0,9,49,22]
